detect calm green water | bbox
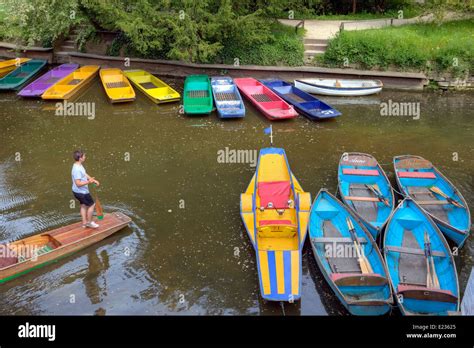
[0,78,472,315]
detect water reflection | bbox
[0,81,472,315]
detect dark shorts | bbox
[73,192,95,207]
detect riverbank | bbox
[316,19,473,83]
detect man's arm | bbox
[85,173,100,186]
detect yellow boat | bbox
[99,68,136,103]
[123,69,180,103]
[240,147,311,302]
[42,65,99,100]
[0,58,31,78]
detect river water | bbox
[0,78,472,315]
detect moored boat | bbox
[123,69,180,103]
[383,198,459,315]
[210,76,245,118]
[18,64,79,97]
[338,152,395,239]
[309,189,393,315]
[0,212,131,284]
[0,59,47,90]
[42,65,100,100]
[260,78,341,120]
[240,147,311,301]
[234,78,298,120]
[393,155,471,247]
[294,78,383,96]
[100,68,136,103]
[0,58,31,78]
[183,75,213,115]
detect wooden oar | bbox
[92,184,104,220]
[424,231,440,289]
[346,217,373,274]
[365,184,390,206]
[429,186,464,208]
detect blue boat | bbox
[0,59,47,90]
[309,189,393,315]
[210,76,245,118]
[394,155,471,247]
[260,78,341,120]
[338,152,395,239]
[383,198,459,315]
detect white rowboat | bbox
[294,78,383,96]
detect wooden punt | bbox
[0,212,131,284]
[384,198,459,315]
[124,69,180,104]
[240,147,311,301]
[100,68,136,103]
[0,58,31,78]
[41,65,100,100]
[309,189,393,315]
[393,155,471,247]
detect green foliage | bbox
[321,20,473,77]
[1,0,84,47]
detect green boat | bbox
[0,59,47,90]
[183,75,213,115]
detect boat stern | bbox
[256,249,301,302]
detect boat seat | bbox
[342,168,379,176]
[311,237,367,244]
[257,181,291,209]
[385,245,445,257]
[257,220,296,238]
[331,273,387,286]
[0,244,18,268]
[398,171,436,179]
[397,285,458,304]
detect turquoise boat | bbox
[393,155,471,247]
[383,198,459,315]
[338,152,395,239]
[0,59,47,90]
[183,75,213,115]
[309,189,393,315]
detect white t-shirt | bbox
[71,163,89,194]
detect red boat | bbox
[234,78,298,120]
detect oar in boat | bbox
[346,217,373,274]
[424,231,440,289]
[365,184,390,206]
[429,186,464,208]
[93,184,104,220]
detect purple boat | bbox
[18,63,79,97]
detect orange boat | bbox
[0,212,131,284]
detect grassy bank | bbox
[319,19,473,77]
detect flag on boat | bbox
[264,126,272,135]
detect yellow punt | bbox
[123,69,180,104]
[0,58,31,78]
[240,147,311,302]
[42,65,99,100]
[99,68,136,103]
